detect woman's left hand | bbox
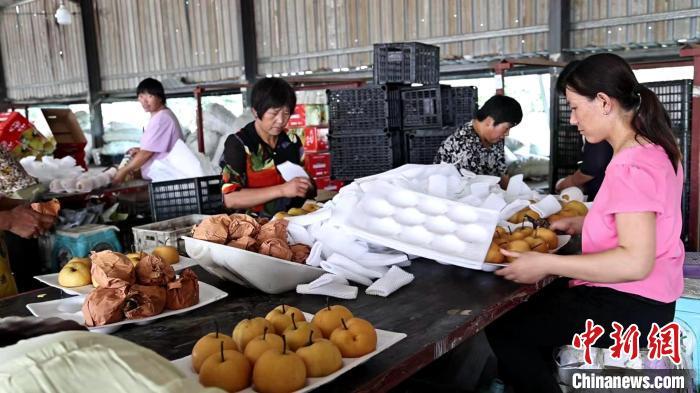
[111,169,127,186]
[494,249,552,284]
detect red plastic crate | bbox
[305,152,331,177]
[0,112,33,149]
[303,126,329,152]
[287,104,306,128]
[314,176,344,192]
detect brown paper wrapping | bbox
[123,284,167,319]
[90,251,135,288]
[192,214,230,244]
[257,220,289,246]
[135,254,175,286]
[82,286,128,326]
[258,238,293,261]
[226,236,258,251]
[290,244,311,264]
[228,214,261,239]
[31,199,60,217]
[165,269,199,310]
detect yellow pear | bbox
[58,261,91,287]
[233,317,273,351]
[282,315,323,351]
[265,304,305,334]
[191,332,238,373]
[199,344,251,392]
[296,333,343,377]
[312,305,354,338]
[243,327,285,365]
[252,335,306,393]
[329,318,377,358]
[152,246,179,265]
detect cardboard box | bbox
[303,126,329,152]
[0,112,33,149]
[41,109,87,169]
[305,152,331,177]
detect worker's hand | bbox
[549,216,585,236]
[495,250,554,284]
[7,204,54,238]
[126,147,140,156]
[279,177,312,198]
[111,169,127,186]
[555,176,570,193]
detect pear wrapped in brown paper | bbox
[90,251,135,288]
[166,268,200,310]
[228,213,261,239]
[123,284,167,319]
[290,244,311,264]
[227,236,257,251]
[256,220,289,246]
[82,286,128,326]
[135,254,175,286]
[258,238,293,261]
[192,214,231,244]
[30,198,60,217]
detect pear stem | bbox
[220,341,224,362]
[263,326,268,340]
[326,297,331,311]
[307,330,314,346]
[282,334,287,355]
[282,304,286,313]
[215,320,219,338]
[291,313,297,330]
[341,318,348,330]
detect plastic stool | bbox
[51,224,121,270]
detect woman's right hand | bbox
[5,204,54,238]
[549,216,585,236]
[279,177,312,198]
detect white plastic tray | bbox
[341,181,499,270]
[26,280,227,334]
[183,236,325,294]
[171,311,406,392]
[33,256,199,296]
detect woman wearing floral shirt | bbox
[220,78,316,217]
[434,95,522,187]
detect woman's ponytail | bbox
[633,85,681,172]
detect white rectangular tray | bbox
[183,236,325,294]
[33,256,199,296]
[26,280,227,334]
[171,311,406,392]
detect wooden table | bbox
[0,256,564,393]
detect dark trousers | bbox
[485,278,676,393]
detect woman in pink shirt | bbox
[112,78,184,185]
[485,53,685,393]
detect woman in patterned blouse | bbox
[220,78,316,217]
[434,95,522,187]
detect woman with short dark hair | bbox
[112,78,184,185]
[485,53,684,393]
[434,94,523,187]
[220,77,315,217]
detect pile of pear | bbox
[191,304,378,393]
[507,200,588,224]
[485,226,559,264]
[56,246,180,288]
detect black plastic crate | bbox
[403,126,456,165]
[554,125,583,168]
[329,130,400,181]
[645,80,692,132]
[327,85,401,133]
[450,86,478,126]
[373,42,439,85]
[149,175,223,221]
[401,84,448,129]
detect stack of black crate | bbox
[327,42,478,181]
